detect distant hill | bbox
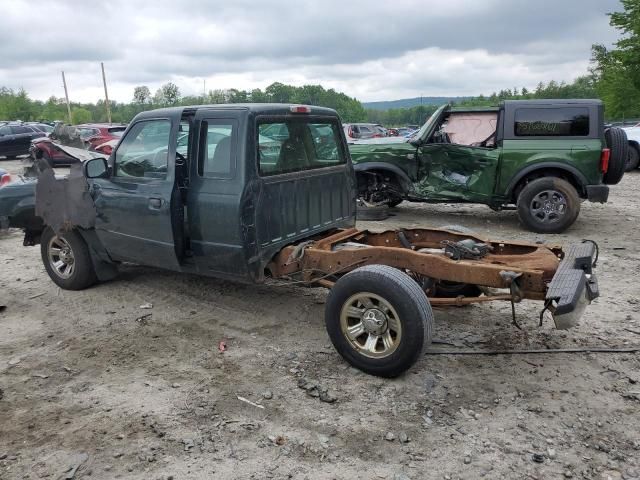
[362,96,470,110]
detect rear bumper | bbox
[546,241,599,329]
[586,185,609,203]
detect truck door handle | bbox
[149,197,163,209]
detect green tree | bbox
[133,85,151,104]
[154,82,181,106]
[71,107,92,124]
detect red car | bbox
[75,123,127,150]
[30,123,127,166]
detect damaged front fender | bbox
[35,162,97,233]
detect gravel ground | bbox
[1,158,639,480]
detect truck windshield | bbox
[257,119,345,176]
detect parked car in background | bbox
[26,123,54,135]
[350,99,627,233]
[621,124,640,170]
[0,122,47,158]
[344,123,381,141]
[396,127,416,137]
[29,137,81,166]
[75,123,127,150]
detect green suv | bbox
[350,100,627,233]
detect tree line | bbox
[0,82,367,125]
[1,1,639,126]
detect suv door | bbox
[416,143,500,202]
[90,118,182,269]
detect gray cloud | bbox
[0,0,621,102]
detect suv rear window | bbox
[515,107,589,137]
[257,119,345,176]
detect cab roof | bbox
[134,104,340,120]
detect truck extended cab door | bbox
[90,116,183,270]
[186,109,248,279]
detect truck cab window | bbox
[114,119,171,179]
[198,121,236,178]
[258,120,345,176]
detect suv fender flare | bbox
[353,162,413,194]
[506,162,588,199]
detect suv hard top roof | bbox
[502,99,602,106]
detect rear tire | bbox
[626,144,640,171]
[325,265,433,377]
[604,127,628,184]
[516,177,580,234]
[40,227,97,290]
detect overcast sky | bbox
[0,0,622,104]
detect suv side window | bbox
[0,125,11,135]
[198,120,237,178]
[514,107,589,137]
[114,119,171,179]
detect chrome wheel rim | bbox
[48,235,75,279]
[339,292,402,359]
[530,189,567,224]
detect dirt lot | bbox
[1,158,639,480]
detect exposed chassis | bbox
[268,227,599,328]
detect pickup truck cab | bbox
[2,104,600,377]
[351,100,628,233]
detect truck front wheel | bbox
[516,177,580,234]
[324,265,433,377]
[40,226,97,290]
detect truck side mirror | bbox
[84,157,109,179]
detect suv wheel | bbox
[516,177,580,234]
[40,227,97,290]
[325,265,433,377]
[604,127,628,183]
[626,144,640,171]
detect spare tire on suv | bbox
[603,127,628,185]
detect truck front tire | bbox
[325,265,433,377]
[516,177,580,234]
[40,226,97,290]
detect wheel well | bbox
[356,169,403,191]
[512,168,584,202]
[629,140,639,151]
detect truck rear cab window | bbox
[258,120,345,176]
[114,119,171,179]
[198,120,237,178]
[515,107,589,137]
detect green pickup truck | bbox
[0,104,601,377]
[350,100,627,233]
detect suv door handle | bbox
[149,197,163,209]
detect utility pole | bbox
[101,62,112,124]
[61,71,72,124]
[203,79,206,99]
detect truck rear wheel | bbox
[604,127,628,184]
[40,226,97,290]
[516,177,580,234]
[325,265,433,377]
